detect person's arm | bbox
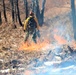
[23,17,30,30]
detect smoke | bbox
[18,10,76,75]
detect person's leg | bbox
[24,31,29,42]
[32,30,37,43]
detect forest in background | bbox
[0,0,46,27]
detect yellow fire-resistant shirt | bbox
[23,16,40,30]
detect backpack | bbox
[26,17,37,31]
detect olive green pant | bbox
[24,29,37,43]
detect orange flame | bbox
[54,34,67,44]
[54,34,76,49]
[71,40,76,49]
[19,39,50,51]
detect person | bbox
[22,11,40,43]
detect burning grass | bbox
[19,39,50,51]
[54,34,76,50]
[54,34,67,45]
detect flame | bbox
[54,34,67,44]
[71,40,76,49]
[19,39,49,51]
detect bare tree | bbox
[31,0,46,26]
[0,0,46,26]
[0,11,2,25]
[10,0,15,23]
[0,1,2,25]
[35,0,40,22]
[40,0,46,25]
[71,0,76,40]
[10,0,17,28]
[14,0,18,22]
[31,0,35,12]
[3,0,7,22]
[23,0,29,19]
[10,0,23,26]
[16,0,23,26]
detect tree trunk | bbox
[23,0,29,19]
[35,0,40,21]
[0,11,2,25]
[10,0,15,23]
[3,0,7,22]
[40,0,46,25]
[71,0,76,40]
[14,0,17,22]
[16,0,23,26]
[35,0,46,26]
[31,0,36,14]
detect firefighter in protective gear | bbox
[22,11,40,43]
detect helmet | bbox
[29,11,34,16]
